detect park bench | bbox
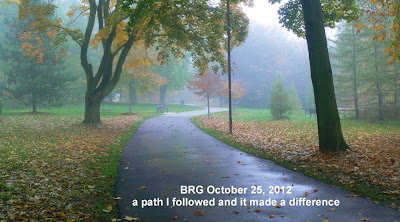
[156,104,168,113]
[304,107,357,118]
[304,108,316,118]
[338,108,356,118]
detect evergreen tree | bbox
[270,75,292,119]
[332,14,397,120]
[0,3,71,113]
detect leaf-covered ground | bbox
[194,109,400,208]
[0,104,200,221]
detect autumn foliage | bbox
[365,0,400,63]
[222,81,246,100]
[198,112,400,206]
[188,72,222,99]
[122,44,168,96]
[0,114,142,220]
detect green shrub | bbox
[270,75,292,119]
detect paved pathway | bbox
[115,107,400,221]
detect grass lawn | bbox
[192,108,400,208]
[0,103,201,221]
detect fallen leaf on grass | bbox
[103,205,113,213]
[198,116,400,200]
[383,190,400,195]
[0,114,142,221]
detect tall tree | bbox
[14,0,250,123]
[300,0,349,152]
[331,22,364,119]
[333,11,396,121]
[1,2,71,113]
[156,57,192,105]
[188,72,222,118]
[122,44,167,113]
[270,74,292,119]
[269,0,359,152]
[222,80,246,110]
[362,0,400,64]
[351,23,360,119]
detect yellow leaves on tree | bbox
[19,31,45,63]
[47,30,56,39]
[89,5,129,52]
[222,81,246,100]
[121,43,168,95]
[90,21,129,51]
[10,0,66,64]
[134,72,168,95]
[355,24,366,32]
[367,0,400,63]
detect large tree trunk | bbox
[300,0,349,152]
[32,90,37,113]
[80,0,136,124]
[132,84,137,105]
[129,80,133,114]
[160,85,168,105]
[352,24,360,119]
[129,78,137,114]
[83,89,103,124]
[378,89,384,121]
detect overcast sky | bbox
[242,0,337,39]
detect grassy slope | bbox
[192,108,400,208]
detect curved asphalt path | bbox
[115,107,400,222]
